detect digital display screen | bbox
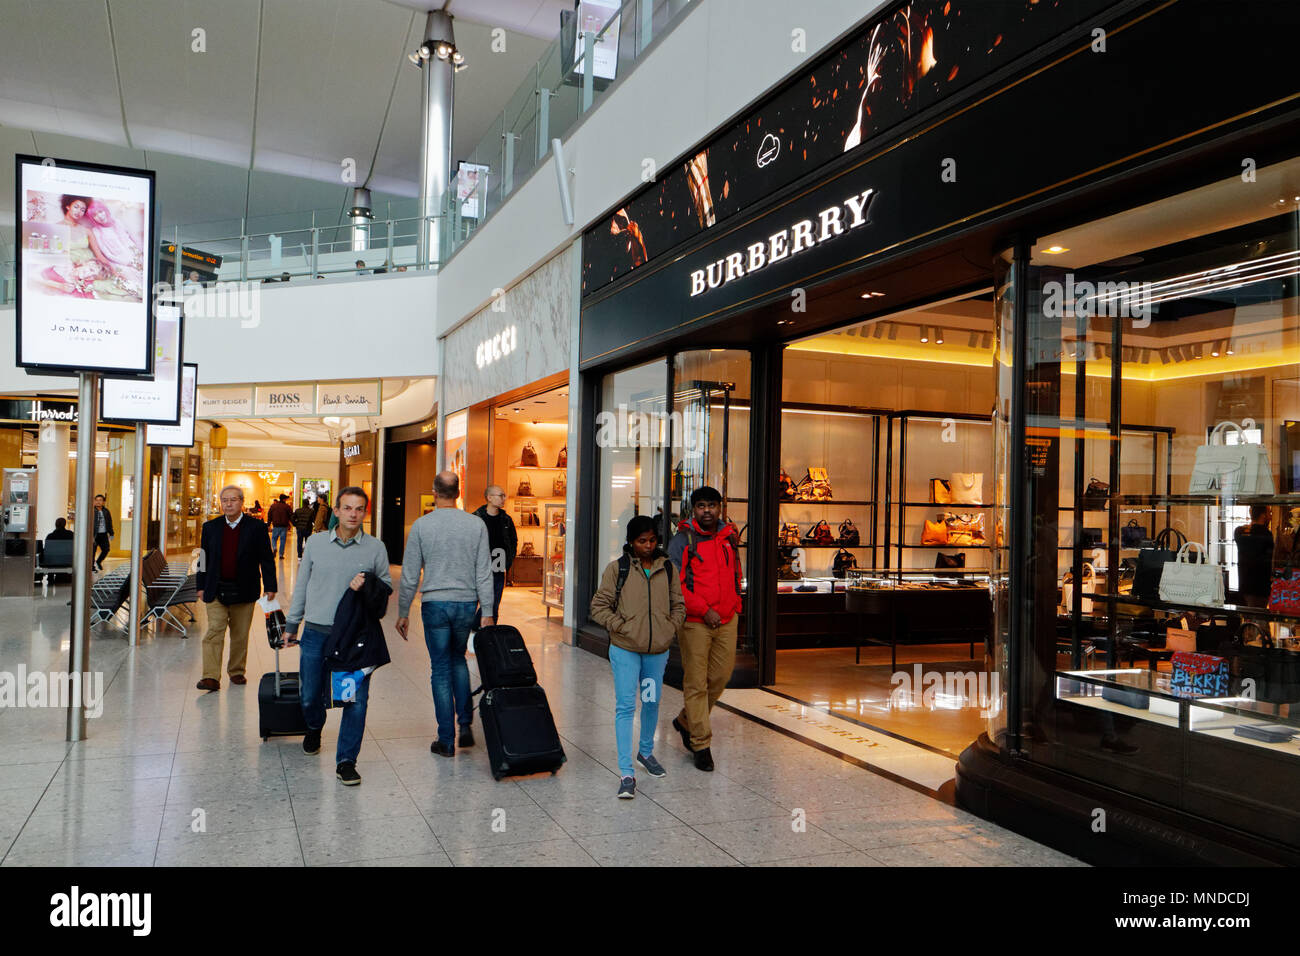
[146,363,197,448]
[101,304,184,424]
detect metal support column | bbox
[127,423,146,646]
[416,11,456,267]
[67,372,99,742]
[373,427,386,539]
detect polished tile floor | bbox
[0,558,1081,867]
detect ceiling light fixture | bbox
[1211,340,1221,357]
[860,290,886,299]
[1043,245,1069,255]
[1226,341,1235,355]
[935,328,944,345]
[919,325,929,343]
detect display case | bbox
[543,503,565,616]
[884,411,994,572]
[845,567,992,667]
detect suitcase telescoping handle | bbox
[274,646,282,697]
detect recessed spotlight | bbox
[1211,341,1221,357]
[919,325,929,343]
[1226,342,1235,355]
[859,291,886,298]
[1043,245,1069,255]
[935,327,944,345]
[512,406,524,413]
[777,318,793,326]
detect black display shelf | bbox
[777,543,870,550]
[1115,493,1300,507]
[1083,590,1300,625]
[779,498,874,506]
[901,501,996,508]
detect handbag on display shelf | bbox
[949,472,983,505]
[1133,527,1187,600]
[1158,542,1225,607]
[552,476,566,497]
[520,541,536,556]
[556,446,567,468]
[779,522,802,547]
[803,520,835,546]
[1171,650,1230,698]
[515,478,534,497]
[777,554,801,580]
[1081,478,1110,510]
[930,478,952,504]
[778,469,797,501]
[1189,420,1275,495]
[795,467,833,501]
[517,502,540,526]
[1060,563,1096,615]
[935,552,966,569]
[921,518,949,546]
[837,519,860,546]
[1268,558,1300,615]
[520,442,539,467]
[1120,519,1149,549]
[832,548,858,578]
[1079,527,1104,550]
[1165,626,1197,653]
[944,512,986,546]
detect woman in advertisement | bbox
[38,194,100,297]
[84,199,145,298]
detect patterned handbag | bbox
[520,541,536,556]
[795,467,833,501]
[1171,651,1230,698]
[1268,562,1300,615]
[552,475,566,497]
[779,522,801,547]
[945,512,986,546]
[837,519,860,546]
[778,469,797,501]
[516,478,533,497]
[520,442,539,467]
[556,446,567,468]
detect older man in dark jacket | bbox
[195,485,277,691]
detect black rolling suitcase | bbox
[473,624,538,689]
[260,641,308,742]
[479,685,566,780]
[471,625,564,778]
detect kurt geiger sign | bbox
[688,188,877,297]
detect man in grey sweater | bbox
[397,470,496,757]
[286,486,394,786]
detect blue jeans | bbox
[421,601,477,747]
[271,525,288,557]
[298,627,370,764]
[609,644,669,778]
[473,572,506,629]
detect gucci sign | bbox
[476,325,518,369]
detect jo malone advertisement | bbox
[147,363,197,448]
[101,304,185,424]
[15,155,156,374]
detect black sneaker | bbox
[303,729,321,755]
[430,740,455,758]
[636,753,666,777]
[672,716,693,752]
[693,747,714,772]
[336,761,361,785]
[617,776,636,799]
[458,726,475,748]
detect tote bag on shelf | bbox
[1158,542,1225,607]
[1189,420,1275,495]
[949,473,983,505]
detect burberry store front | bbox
[572,0,1300,863]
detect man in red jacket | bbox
[666,486,742,771]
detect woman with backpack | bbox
[588,515,685,799]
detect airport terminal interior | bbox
[2,0,1300,878]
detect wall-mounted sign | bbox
[196,386,254,418]
[562,1,620,86]
[147,363,197,447]
[16,155,157,376]
[457,162,490,220]
[476,325,517,369]
[342,431,374,464]
[316,382,381,416]
[254,386,315,417]
[101,303,185,424]
[445,410,468,442]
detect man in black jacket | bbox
[92,494,114,570]
[472,485,516,625]
[195,485,277,691]
[291,498,316,558]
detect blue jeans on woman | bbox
[421,600,478,748]
[298,627,370,764]
[608,644,669,779]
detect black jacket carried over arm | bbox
[196,515,278,604]
[322,573,392,672]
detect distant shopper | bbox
[472,485,517,625]
[312,495,330,533]
[355,259,368,275]
[396,470,495,757]
[286,487,393,786]
[92,494,114,571]
[45,517,73,544]
[267,493,293,559]
[292,498,316,558]
[667,486,742,772]
[589,515,685,799]
[1235,504,1275,608]
[195,485,277,691]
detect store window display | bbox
[1002,155,1300,851]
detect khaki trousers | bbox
[201,601,256,681]
[675,616,738,751]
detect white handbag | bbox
[1189,420,1275,495]
[1060,562,1095,615]
[949,472,984,505]
[1158,542,1225,607]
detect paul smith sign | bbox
[688,188,877,297]
[316,383,381,415]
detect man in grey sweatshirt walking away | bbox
[396,470,496,757]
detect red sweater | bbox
[221,522,240,580]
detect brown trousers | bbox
[675,616,738,750]
[201,601,256,681]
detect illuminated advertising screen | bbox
[15,155,156,374]
[146,363,196,448]
[101,304,184,424]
